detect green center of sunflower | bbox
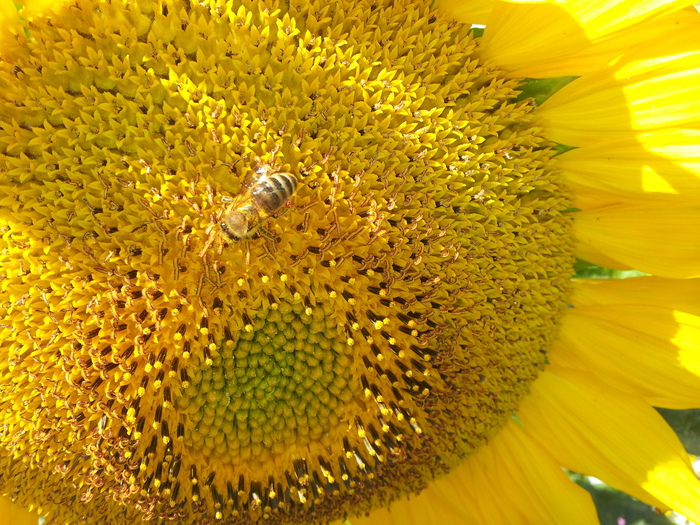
[177,299,353,461]
[0,0,575,523]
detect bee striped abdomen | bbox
[254,172,297,214]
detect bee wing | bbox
[228,170,262,208]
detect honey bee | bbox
[220,161,298,241]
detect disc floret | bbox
[0,0,575,522]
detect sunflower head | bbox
[0,0,576,522]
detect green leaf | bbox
[570,473,675,525]
[515,76,577,105]
[573,260,649,279]
[657,408,700,456]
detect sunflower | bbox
[1,0,699,523]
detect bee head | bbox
[221,211,249,241]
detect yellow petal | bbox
[569,186,633,212]
[574,203,700,278]
[0,0,23,35]
[572,275,700,315]
[435,0,495,24]
[348,464,481,524]
[465,421,598,525]
[520,367,700,520]
[538,21,700,146]
[479,0,697,77]
[0,497,39,525]
[575,241,634,272]
[560,129,700,203]
[555,303,700,408]
[351,419,597,525]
